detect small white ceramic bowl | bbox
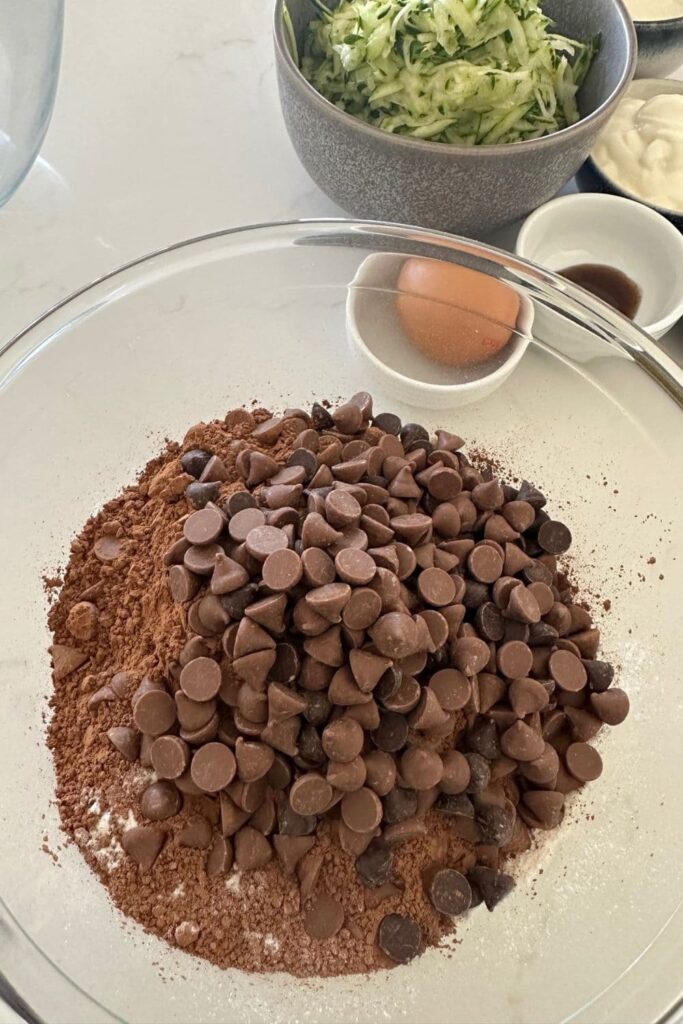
[346,252,535,410]
[516,193,683,338]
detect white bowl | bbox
[346,252,535,409]
[516,193,683,338]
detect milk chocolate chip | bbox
[122,826,165,870]
[190,743,237,792]
[303,892,344,940]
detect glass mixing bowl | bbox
[0,0,63,207]
[0,221,681,1024]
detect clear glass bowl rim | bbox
[0,218,681,1024]
[1,218,681,406]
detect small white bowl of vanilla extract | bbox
[516,192,683,338]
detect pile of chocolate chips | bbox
[58,392,630,968]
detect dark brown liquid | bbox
[560,263,642,320]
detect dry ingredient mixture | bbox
[47,393,630,976]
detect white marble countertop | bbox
[2,0,681,368]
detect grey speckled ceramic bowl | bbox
[274,0,636,237]
[634,16,683,78]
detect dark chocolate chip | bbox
[356,839,392,888]
[372,712,409,753]
[378,913,422,963]
[311,403,334,430]
[140,780,182,821]
[468,866,515,910]
[435,792,474,817]
[428,869,472,916]
[226,490,257,516]
[475,602,505,642]
[464,753,491,793]
[466,719,500,760]
[374,666,402,705]
[516,480,546,509]
[503,619,530,643]
[277,799,317,836]
[382,786,418,824]
[185,481,221,509]
[400,423,429,449]
[297,725,326,766]
[537,520,572,555]
[463,581,489,609]
[583,659,614,692]
[303,691,333,727]
[475,803,515,847]
[528,621,559,646]
[373,412,402,435]
[221,583,259,620]
[181,449,212,478]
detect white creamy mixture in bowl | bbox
[592,79,683,215]
[626,0,683,20]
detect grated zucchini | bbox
[300,0,599,146]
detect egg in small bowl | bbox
[346,254,534,409]
[396,258,521,368]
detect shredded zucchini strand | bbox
[301,0,599,146]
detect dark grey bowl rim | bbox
[588,76,683,222]
[587,156,683,222]
[273,0,637,157]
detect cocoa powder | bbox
[47,408,475,975]
[46,397,618,977]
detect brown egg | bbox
[396,258,521,368]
